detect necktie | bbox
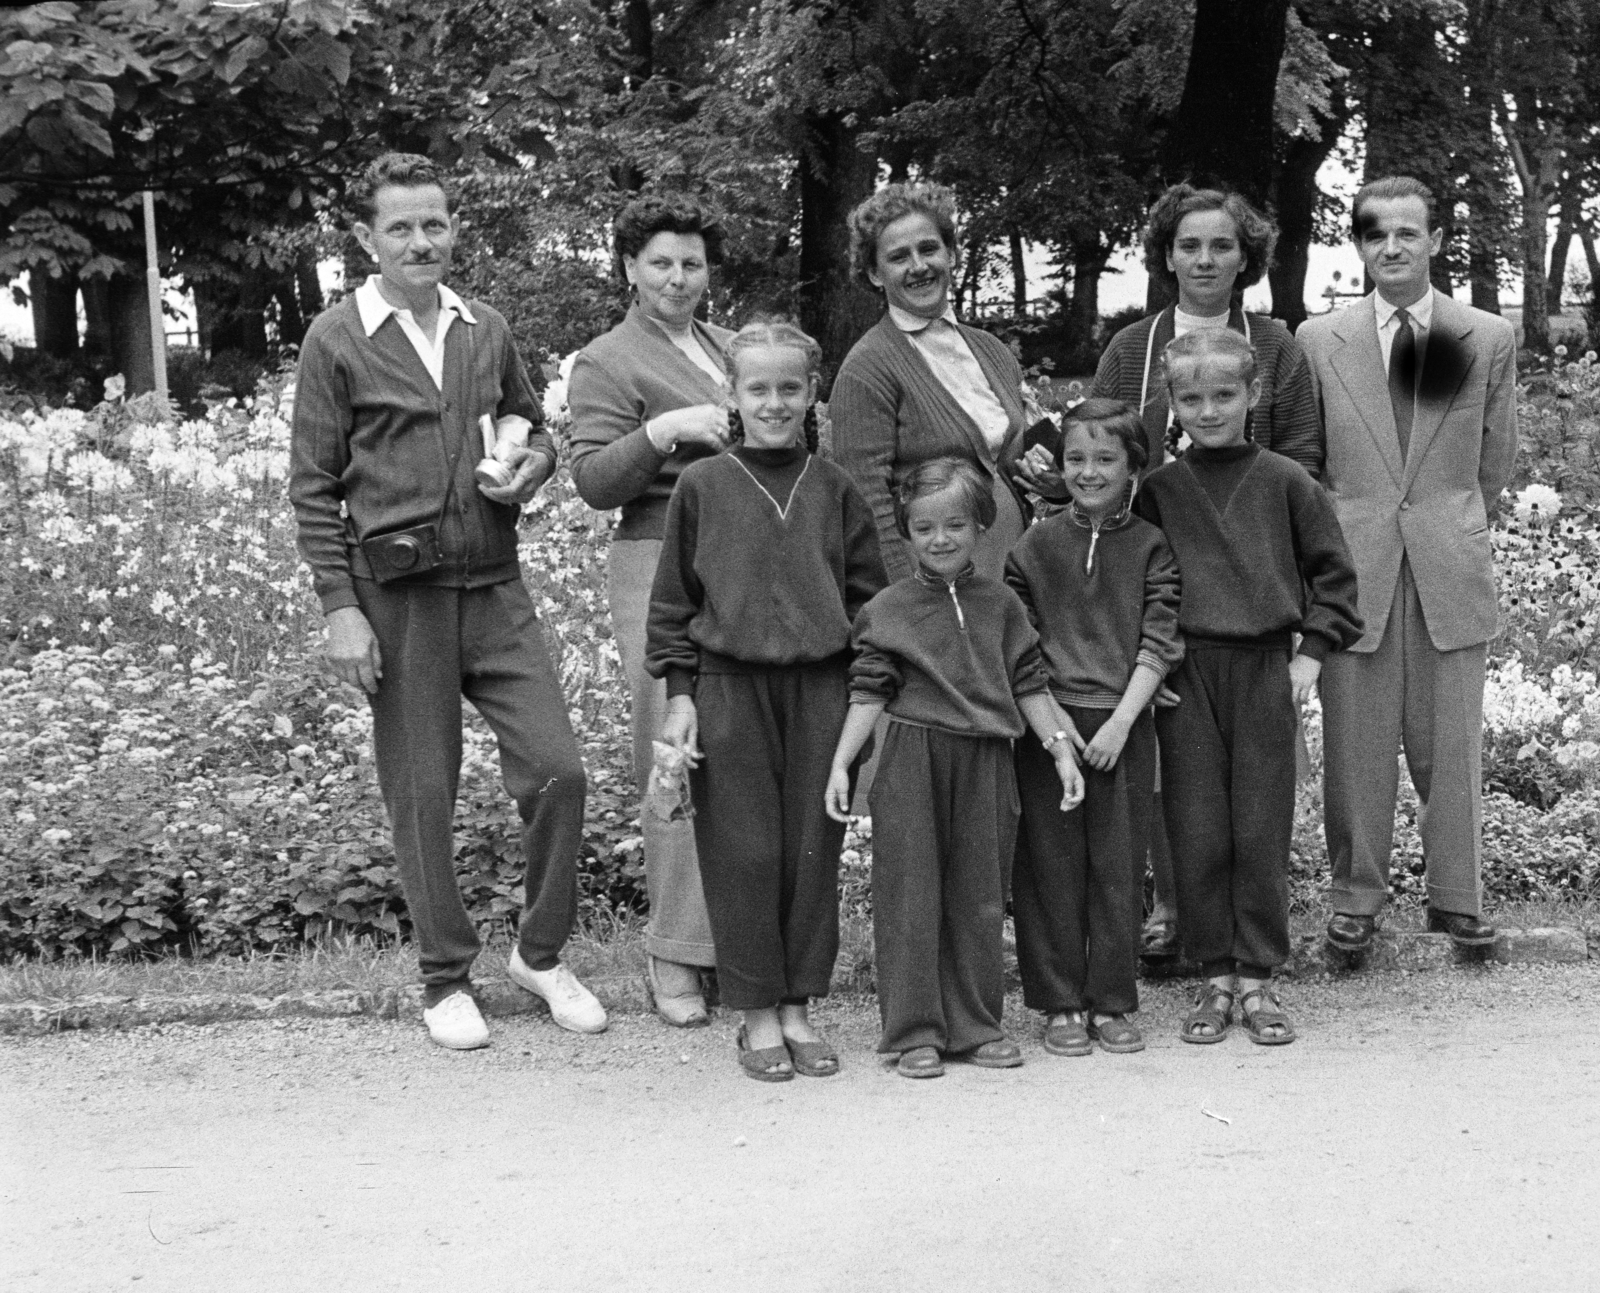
[1389,308,1416,459]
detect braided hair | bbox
[724,318,823,454]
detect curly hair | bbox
[612,193,725,277]
[846,183,960,289]
[1142,183,1277,293]
[1352,175,1437,238]
[352,153,456,225]
[892,456,995,539]
[724,319,823,453]
[1057,397,1148,474]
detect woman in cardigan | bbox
[1077,184,1323,964]
[831,183,1033,583]
[1086,184,1321,477]
[568,194,732,1028]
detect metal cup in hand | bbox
[475,413,514,489]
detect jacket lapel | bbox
[626,304,727,398]
[1329,296,1404,489]
[1400,293,1476,493]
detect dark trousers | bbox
[1014,706,1154,1015]
[869,722,1018,1055]
[355,578,586,989]
[1156,645,1295,974]
[688,659,849,1011]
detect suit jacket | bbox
[1298,291,1517,653]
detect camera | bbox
[361,523,445,583]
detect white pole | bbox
[141,190,169,403]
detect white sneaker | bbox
[422,988,489,1050]
[507,949,608,1034]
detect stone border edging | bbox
[0,928,1588,1038]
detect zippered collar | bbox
[914,562,977,630]
[1064,481,1136,574]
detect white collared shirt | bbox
[888,303,1010,452]
[1373,287,1434,375]
[355,274,476,391]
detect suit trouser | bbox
[607,539,716,967]
[1013,707,1154,1015]
[1157,645,1296,973]
[687,659,849,1010]
[355,578,587,988]
[870,722,1017,1055]
[1321,560,1485,918]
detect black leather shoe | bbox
[1325,912,1376,952]
[1426,907,1496,947]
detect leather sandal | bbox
[1043,1012,1092,1057]
[1238,987,1297,1046]
[1180,983,1234,1044]
[1089,1013,1145,1054]
[896,1046,945,1079]
[784,1036,840,1078]
[736,1026,793,1082]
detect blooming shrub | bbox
[0,373,645,959]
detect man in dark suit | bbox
[1298,176,1518,952]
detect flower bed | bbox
[3,355,1600,960]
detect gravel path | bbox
[5,962,1599,1292]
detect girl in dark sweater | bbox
[825,458,1084,1079]
[1005,399,1184,1058]
[646,320,886,1081]
[1136,330,1362,1046]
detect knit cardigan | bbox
[830,314,1031,582]
[567,304,733,541]
[1091,306,1324,480]
[289,294,546,614]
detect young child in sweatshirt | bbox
[1136,329,1362,1046]
[1005,398,1183,1058]
[825,457,1083,1079]
[647,320,887,1082]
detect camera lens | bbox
[389,536,422,570]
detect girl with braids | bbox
[645,320,887,1081]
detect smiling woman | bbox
[830,183,1034,584]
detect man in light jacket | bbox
[1298,175,1518,954]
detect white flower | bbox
[103,374,126,403]
[1513,484,1562,522]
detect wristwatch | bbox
[1043,729,1071,753]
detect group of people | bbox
[288,151,1517,1077]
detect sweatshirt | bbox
[1004,508,1184,708]
[1135,442,1362,659]
[849,568,1051,739]
[644,444,887,695]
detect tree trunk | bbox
[1549,220,1573,313]
[28,267,79,358]
[294,245,324,323]
[107,272,154,394]
[798,117,882,388]
[1269,118,1342,328]
[81,276,112,356]
[1160,0,1291,207]
[1068,241,1105,360]
[273,275,308,349]
[1010,227,1027,314]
